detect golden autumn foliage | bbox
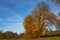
[23,10,57,38]
[47,12,57,23]
[23,1,58,38]
[47,12,57,19]
[23,15,32,29]
[23,10,44,38]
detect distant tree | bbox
[20,33,24,37]
[4,31,13,38]
[0,31,4,39]
[12,33,19,38]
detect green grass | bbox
[0,36,60,40]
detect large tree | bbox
[23,1,57,38]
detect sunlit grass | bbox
[0,36,60,40]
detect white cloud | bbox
[0,23,25,34]
[0,13,24,34]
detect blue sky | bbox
[0,0,59,34]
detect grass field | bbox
[0,36,60,40]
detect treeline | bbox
[40,30,60,37]
[0,31,21,39]
[20,30,60,38]
[0,30,60,39]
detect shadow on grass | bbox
[40,34,60,38]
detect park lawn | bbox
[0,36,60,40]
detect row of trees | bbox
[0,31,20,39]
[40,29,60,36]
[1,30,60,39]
[23,0,60,38]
